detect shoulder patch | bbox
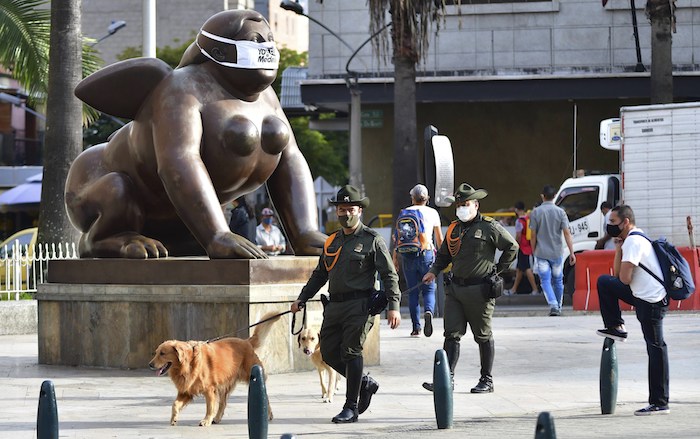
[482,216,495,222]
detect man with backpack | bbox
[596,204,670,415]
[392,184,444,337]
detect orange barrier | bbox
[573,247,700,311]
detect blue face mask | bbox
[262,217,273,225]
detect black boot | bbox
[332,356,362,423]
[422,339,460,392]
[471,339,494,393]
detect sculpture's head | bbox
[180,10,279,96]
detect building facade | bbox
[298,0,700,218]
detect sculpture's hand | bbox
[292,230,327,256]
[206,231,268,259]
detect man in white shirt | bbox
[393,184,443,337]
[596,205,670,416]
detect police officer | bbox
[291,185,401,423]
[421,183,518,393]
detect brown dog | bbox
[298,327,340,403]
[149,312,282,426]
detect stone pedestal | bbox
[36,257,380,372]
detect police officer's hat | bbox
[328,185,369,208]
[445,183,488,204]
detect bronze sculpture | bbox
[66,10,327,259]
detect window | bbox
[555,186,600,222]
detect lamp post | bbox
[0,92,45,121]
[280,0,390,195]
[90,20,127,46]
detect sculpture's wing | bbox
[75,57,173,120]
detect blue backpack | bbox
[629,232,696,301]
[394,209,429,253]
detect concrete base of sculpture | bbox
[35,257,380,372]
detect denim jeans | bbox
[597,275,669,406]
[400,250,436,331]
[534,257,564,309]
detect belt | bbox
[329,290,373,302]
[452,276,487,287]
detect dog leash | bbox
[205,306,306,343]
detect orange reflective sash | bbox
[446,221,461,257]
[323,232,342,271]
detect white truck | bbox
[555,102,700,293]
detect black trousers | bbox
[597,275,669,406]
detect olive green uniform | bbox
[297,223,400,372]
[429,214,518,343]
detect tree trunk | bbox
[392,56,418,218]
[648,0,673,104]
[38,0,83,246]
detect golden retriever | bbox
[149,311,282,426]
[298,327,340,403]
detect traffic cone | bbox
[37,380,58,439]
[248,365,268,439]
[599,337,618,414]
[433,349,453,429]
[534,411,556,439]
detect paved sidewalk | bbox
[1,311,699,438]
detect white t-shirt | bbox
[621,227,666,303]
[404,205,441,250]
[603,211,616,250]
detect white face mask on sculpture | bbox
[197,29,280,70]
[456,204,477,222]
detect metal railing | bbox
[1,242,79,300]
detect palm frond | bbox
[0,0,51,97]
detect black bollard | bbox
[248,365,268,439]
[534,411,556,439]
[37,380,58,439]
[599,337,618,414]
[433,349,453,429]
[280,435,297,439]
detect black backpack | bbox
[629,232,696,301]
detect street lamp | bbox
[0,92,46,121]
[280,0,390,195]
[91,20,127,46]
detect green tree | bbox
[0,0,101,244]
[368,1,458,216]
[290,117,347,186]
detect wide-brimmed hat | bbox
[445,183,488,204]
[328,185,369,208]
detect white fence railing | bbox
[1,242,79,300]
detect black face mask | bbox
[607,223,623,237]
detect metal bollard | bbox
[534,411,556,439]
[37,380,58,439]
[599,337,618,414]
[248,365,268,439]
[433,349,453,429]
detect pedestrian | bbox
[255,207,286,255]
[596,204,670,415]
[421,183,518,394]
[510,201,539,294]
[393,184,444,337]
[229,196,256,243]
[291,185,401,423]
[595,201,616,250]
[529,185,576,316]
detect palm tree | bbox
[646,0,675,103]
[1,0,100,244]
[37,0,85,245]
[368,0,456,216]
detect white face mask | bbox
[456,204,477,222]
[197,29,280,70]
